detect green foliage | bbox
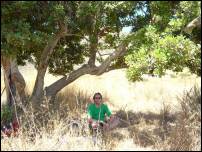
[166,1,201,34]
[126,24,200,81]
[1,1,200,81]
[1,1,136,76]
[48,36,85,76]
[150,1,176,31]
[1,105,14,125]
[125,48,148,81]
[1,1,84,73]
[125,1,201,81]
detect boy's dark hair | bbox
[93,92,102,100]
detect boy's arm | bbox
[87,104,93,123]
[105,104,112,117]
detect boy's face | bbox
[94,95,102,104]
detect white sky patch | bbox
[120,26,133,36]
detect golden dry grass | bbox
[1,64,201,151]
[2,64,200,111]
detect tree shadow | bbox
[112,109,178,147]
[115,109,177,127]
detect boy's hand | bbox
[110,115,115,121]
[88,118,93,124]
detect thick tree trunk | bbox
[1,56,26,106]
[30,25,67,103]
[30,67,47,103]
[2,56,14,106]
[10,59,26,103]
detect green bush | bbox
[1,105,14,125]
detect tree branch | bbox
[97,51,104,62]
[31,23,68,101]
[93,42,128,75]
[87,35,98,67]
[184,16,201,34]
[44,64,91,98]
[98,51,113,56]
[106,63,128,72]
[64,33,90,42]
[45,41,128,100]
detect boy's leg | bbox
[88,123,93,135]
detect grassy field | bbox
[1,64,201,151]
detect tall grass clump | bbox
[159,85,201,151]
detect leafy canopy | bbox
[125,1,201,81]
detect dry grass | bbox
[1,64,201,151]
[2,65,201,112]
[1,86,201,151]
[1,94,155,151]
[166,85,201,151]
[115,85,201,151]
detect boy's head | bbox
[93,92,102,104]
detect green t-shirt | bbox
[87,103,112,121]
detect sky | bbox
[120,26,133,35]
[122,26,133,34]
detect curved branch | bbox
[184,16,201,34]
[94,42,128,75]
[44,42,128,101]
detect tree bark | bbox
[44,64,91,102]
[87,35,98,66]
[1,56,26,106]
[184,16,201,34]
